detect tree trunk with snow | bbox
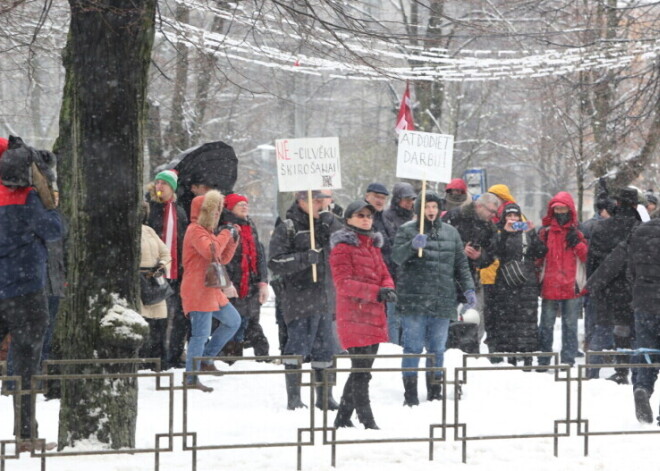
[53,0,156,450]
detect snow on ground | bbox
[3,304,660,470]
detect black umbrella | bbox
[168,141,238,219]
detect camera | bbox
[512,221,528,231]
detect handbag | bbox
[204,243,232,289]
[139,267,174,305]
[499,232,531,288]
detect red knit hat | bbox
[225,193,248,210]
[445,178,467,192]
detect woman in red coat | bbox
[329,200,395,429]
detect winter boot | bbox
[634,388,653,424]
[403,375,419,407]
[522,357,533,372]
[334,397,355,428]
[425,372,442,401]
[356,403,379,430]
[606,368,630,385]
[285,364,307,410]
[314,369,339,411]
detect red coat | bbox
[329,228,394,349]
[539,192,587,300]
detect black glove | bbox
[218,224,240,242]
[306,248,322,265]
[377,287,397,303]
[566,228,580,248]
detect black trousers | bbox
[140,318,168,368]
[0,290,49,439]
[232,290,270,357]
[165,280,190,367]
[340,343,379,410]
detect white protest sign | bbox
[396,131,454,183]
[274,137,342,192]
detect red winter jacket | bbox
[538,192,587,300]
[329,228,394,350]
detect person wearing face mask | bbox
[329,200,394,429]
[392,191,476,406]
[536,192,588,370]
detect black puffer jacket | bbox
[392,192,474,319]
[268,203,342,323]
[371,207,396,278]
[628,220,660,314]
[489,228,546,353]
[586,207,640,326]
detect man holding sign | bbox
[392,191,476,406]
[268,190,342,410]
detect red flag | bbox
[395,82,415,133]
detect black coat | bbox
[268,203,342,323]
[220,211,268,299]
[628,219,660,315]
[441,203,497,281]
[371,209,397,278]
[145,190,189,279]
[586,208,640,326]
[489,229,546,353]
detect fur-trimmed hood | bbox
[190,190,223,230]
[330,226,383,249]
[146,182,177,203]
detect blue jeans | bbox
[538,298,580,366]
[186,303,241,375]
[632,311,660,394]
[386,302,402,346]
[401,315,450,378]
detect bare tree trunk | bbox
[167,4,191,155]
[146,99,164,175]
[190,3,228,144]
[53,0,155,450]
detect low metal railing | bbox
[1,352,659,470]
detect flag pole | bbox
[418,179,426,257]
[308,189,318,282]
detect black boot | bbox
[403,375,419,407]
[634,388,653,423]
[285,365,307,410]
[607,368,630,385]
[356,403,379,430]
[334,397,355,428]
[314,369,339,411]
[425,372,442,401]
[522,357,533,372]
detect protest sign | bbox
[274,137,341,192]
[274,137,341,282]
[396,131,453,183]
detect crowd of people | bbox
[5,139,660,447]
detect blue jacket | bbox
[0,184,63,299]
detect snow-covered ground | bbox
[2,304,659,471]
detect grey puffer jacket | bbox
[392,192,474,319]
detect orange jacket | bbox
[180,193,238,314]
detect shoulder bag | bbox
[498,231,531,288]
[205,242,232,289]
[139,266,174,305]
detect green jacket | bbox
[392,218,474,319]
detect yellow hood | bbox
[488,184,515,203]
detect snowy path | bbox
[2,304,660,470]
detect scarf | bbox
[238,222,258,298]
[162,201,178,279]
